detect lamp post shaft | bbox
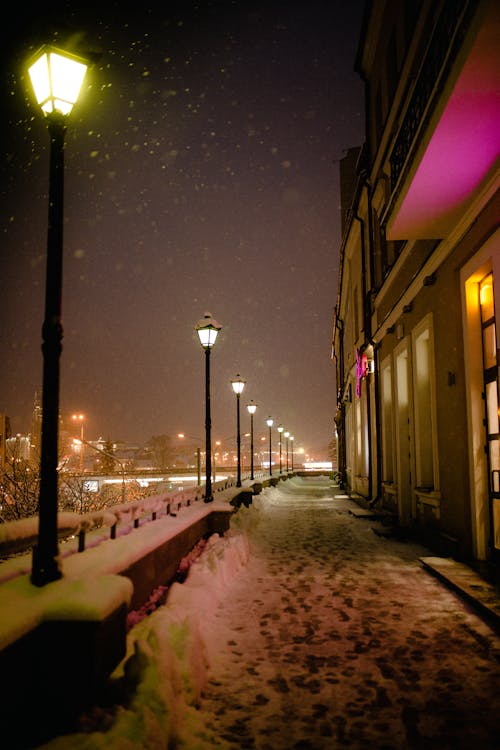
[205,348,213,501]
[236,394,242,486]
[268,427,272,477]
[31,112,67,586]
[250,413,254,480]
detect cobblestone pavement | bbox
[196,477,500,750]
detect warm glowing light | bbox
[195,312,221,349]
[266,417,274,428]
[231,374,246,395]
[247,401,257,415]
[72,414,84,422]
[277,425,283,434]
[480,276,494,320]
[284,430,290,439]
[28,47,88,116]
[178,433,185,438]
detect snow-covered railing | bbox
[0,513,81,557]
[0,475,241,560]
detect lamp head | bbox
[196,312,222,349]
[247,401,257,415]
[28,45,88,116]
[231,374,246,395]
[266,417,273,428]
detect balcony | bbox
[386,0,499,240]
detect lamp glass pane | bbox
[247,404,257,414]
[197,326,218,348]
[50,52,87,107]
[28,53,51,106]
[231,379,245,394]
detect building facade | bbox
[333,0,499,563]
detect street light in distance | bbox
[266,417,274,477]
[231,374,246,487]
[195,313,222,502]
[247,401,257,480]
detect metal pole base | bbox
[31,544,62,587]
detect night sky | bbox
[0,0,365,458]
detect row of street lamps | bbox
[266,418,295,477]
[195,314,295,499]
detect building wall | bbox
[333,0,500,561]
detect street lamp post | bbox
[290,435,294,471]
[277,424,283,474]
[231,375,246,487]
[195,313,221,502]
[72,414,85,473]
[247,401,257,480]
[266,417,273,476]
[28,46,89,587]
[284,430,290,472]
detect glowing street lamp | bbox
[231,375,246,487]
[290,435,295,471]
[266,417,274,476]
[28,45,89,587]
[247,401,257,480]
[195,313,221,502]
[277,424,284,474]
[71,414,85,473]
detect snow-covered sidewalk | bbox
[40,477,500,749]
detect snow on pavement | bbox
[40,476,500,750]
[190,478,500,749]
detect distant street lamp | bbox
[71,413,85,473]
[28,45,89,587]
[195,313,221,502]
[284,430,290,472]
[277,424,284,474]
[266,417,274,476]
[247,401,257,480]
[290,435,295,471]
[231,375,246,487]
